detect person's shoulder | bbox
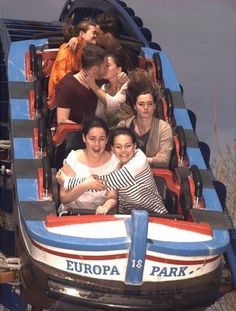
[58,72,76,87]
[57,42,69,53]
[67,149,83,160]
[135,148,146,159]
[110,152,120,164]
[126,149,146,165]
[158,118,172,132]
[103,150,116,162]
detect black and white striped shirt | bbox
[65,149,167,215]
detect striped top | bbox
[65,149,167,215]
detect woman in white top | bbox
[58,117,120,214]
[81,50,132,127]
[58,127,167,215]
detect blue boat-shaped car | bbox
[4,0,229,309]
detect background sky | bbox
[0,0,235,158]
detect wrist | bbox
[64,177,70,189]
[93,85,100,93]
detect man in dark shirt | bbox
[56,43,108,124]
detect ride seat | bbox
[154,175,178,214]
[41,49,59,76]
[49,124,84,169]
[138,57,157,83]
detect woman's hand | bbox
[80,71,97,90]
[84,176,107,191]
[96,205,110,215]
[66,37,79,52]
[117,71,128,85]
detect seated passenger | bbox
[69,11,139,71]
[48,18,97,106]
[57,117,119,214]
[57,127,167,215]
[55,43,108,124]
[118,69,173,168]
[82,50,132,127]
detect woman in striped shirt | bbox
[57,127,167,215]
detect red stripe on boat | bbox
[31,239,128,260]
[146,254,220,265]
[45,215,212,236]
[31,239,219,265]
[45,214,124,227]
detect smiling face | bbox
[112,134,135,164]
[134,93,156,119]
[83,127,108,158]
[80,25,97,44]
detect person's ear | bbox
[79,30,84,38]
[82,134,86,143]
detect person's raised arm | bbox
[63,150,145,191]
[66,36,80,52]
[57,164,106,204]
[80,71,128,111]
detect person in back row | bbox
[55,43,108,124]
[48,18,98,106]
[57,127,167,215]
[118,68,173,168]
[81,49,132,127]
[68,11,139,71]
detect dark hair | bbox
[107,49,129,74]
[126,68,158,110]
[109,127,137,145]
[81,43,107,69]
[96,11,122,39]
[63,18,96,41]
[82,116,109,137]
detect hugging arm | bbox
[60,166,136,191]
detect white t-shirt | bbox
[59,150,119,211]
[95,82,128,126]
